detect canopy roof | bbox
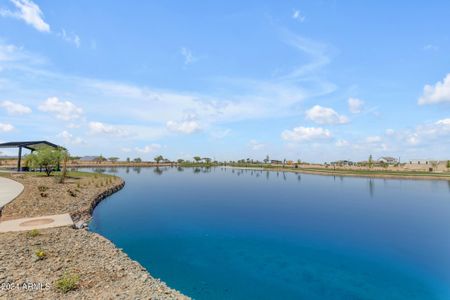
[0,141,61,151]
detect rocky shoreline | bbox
[0,172,189,299]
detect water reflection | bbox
[133,167,141,174]
[368,179,374,198]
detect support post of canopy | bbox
[17,146,22,172]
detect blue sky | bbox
[1,0,450,162]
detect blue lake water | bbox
[87,167,450,299]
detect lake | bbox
[87,166,450,299]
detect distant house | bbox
[377,157,398,164]
[79,156,100,162]
[270,160,283,164]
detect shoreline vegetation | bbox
[0,171,189,299]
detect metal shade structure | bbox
[0,141,62,172]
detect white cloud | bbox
[0,123,14,132]
[166,119,201,134]
[88,122,129,137]
[292,9,305,22]
[135,144,161,154]
[305,105,349,125]
[385,129,395,136]
[59,29,81,48]
[418,74,450,105]
[281,126,331,142]
[38,97,83,120]
[335,139,349,147]
[0,100,31,115]
[249,140,265,151]
[57,130,83,145]
[365,136,382,143]
[180,47,197,65]
[424,44,438,51]
[0,0,50,32]
[348,97,364,114]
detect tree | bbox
[448,160,450,168]
[59,149,70,183]
[108,157,119,163]
[154,155,164,164]
[368,154,373,168]
[177,159,185,164]
[28,147,66,177]
[94,155,107,164]
[204,157,212,164]
[264,155,270,164]
[193,156,201,163]
[133,157,142,163]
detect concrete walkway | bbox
[0,176,24,210]
[0,213,74,232]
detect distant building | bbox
[79,156,100,161]
[270,160,282,164]
[377,156,398,164]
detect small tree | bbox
[126,157,130,163]
[263,155,270,164]
[95,155,106,164]
[29,147,65,177]
[368,155,373,168]
[204,157,212,164]
[193,156,201,163]
[108,157,119,163]
[154,155,164,164]
[133,157,142,163]
[177,159,185,164]
[447,160,450,168]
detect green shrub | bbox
[28,229,40,237]
[35,249,46,260]
[55,273,80,293]
[37,185,49,192]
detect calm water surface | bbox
[87,167,450,299]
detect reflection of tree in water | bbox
[368,179,374,198]
[93,168,106,174]
[202,167,212,173]
[126,167,130,173]
[153,167,163,175]
[448,180,450,192]
[297,174,301,181]
[266,171,269,180]
[193,167,201,174]
[108,167,118,173]
[133,167,141,174]
[283,172,287,181]
[177,167,184,172]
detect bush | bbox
[28,229,40,237]
[55,273,80,293]
[37,186,49,192]
[34,249,47,260]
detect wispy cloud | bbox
[348,97,364,114]
[0,123,14,132]
[281,126,332,142]
[180,47,197,65]
[58,29,81,48]
[0,0,50,32]
[292,9,305,22]
[0,100,32,115]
